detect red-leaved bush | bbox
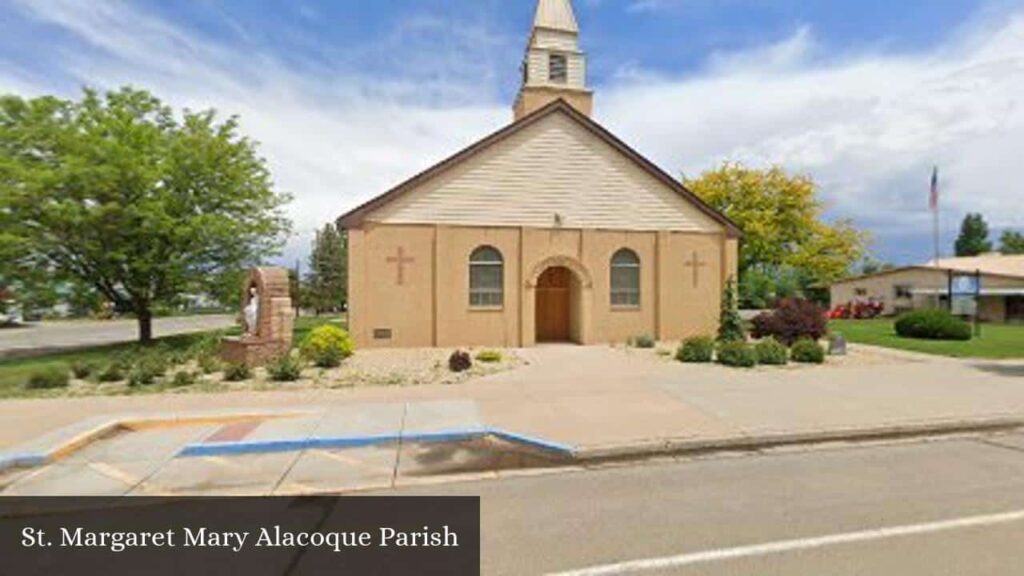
[828,301,884,320]
[752,298,828,346]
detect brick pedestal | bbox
[220,267,295,367]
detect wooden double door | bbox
[536,267,574,342]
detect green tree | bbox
[0,87,291,342]
[305,223,347,315]
[718,277,746,343]
[686,163,868,305]
[954,213,992,257]
[1000,231,1024,255]
[858,256,895,276]
[288,264,306,317]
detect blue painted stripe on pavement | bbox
[307,434,400,450]
[488,429,575,455]
[179,439,311,457]
[402,428,489,444]
[176,427,576,458]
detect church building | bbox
[337,0,741,348]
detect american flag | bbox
[929,166,939,211]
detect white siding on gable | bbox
[368,113,722,233]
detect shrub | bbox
[475,350,503,363]
[629,335,656,349]
[448,350,472,373]
[266,353,304,382]
[754,338,789,366]
[97,362,128,383]
[718,277,747,343]
[751,298,828,346]
[169,370,198,388]
[223,362,252,382]
[188,334,222,361]
[717,342,758,368]
[198,354,222,375]
[70,361,97,379]
[300,325,355,368]
[791,339,826,364]
[128,357,167,387]
[676,336,715,363]
[26,367,70,390]
[894,309,972,341]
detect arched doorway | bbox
[536,266,576,342]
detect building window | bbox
[611,249,640,307]
[854,288,868,297]
[549,54,568,83]
[469,246,504,307]
[894,285,913,299]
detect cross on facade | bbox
[684,251,708,288]
[386,247,415,286]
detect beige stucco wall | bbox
[514,86,593,119]
[348,223,737,348]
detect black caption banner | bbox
[0,496,480,575]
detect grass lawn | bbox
[829,318,1024,360]
[0,315,345,398]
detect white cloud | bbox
[599,9,1024,261]
[6,0,509,263]
[5,0,1024,265]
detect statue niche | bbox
[221,267,294,366]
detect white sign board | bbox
[951,275,980,296]
[951,295,977,316]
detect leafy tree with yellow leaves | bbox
[686,163,867,307]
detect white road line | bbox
[549,508,1024,576]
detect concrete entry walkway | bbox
[3,343,1024,494]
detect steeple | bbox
[514,0,593,120]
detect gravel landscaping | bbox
[34,347,524,398]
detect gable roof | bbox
[927,254,1024,278]
[831,262,1024,287]
[337,99,742,238]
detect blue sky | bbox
[2,0,1023,267]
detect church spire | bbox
[533,0,579,33]
[514,0,593,120]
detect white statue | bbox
[244,286,260,336]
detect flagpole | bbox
[931,166,940,266]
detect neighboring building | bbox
[830,254,1024,323]
[337,0,741,348]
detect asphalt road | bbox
[386,432,1024,575]
[0,315,235,358]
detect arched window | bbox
[610,249,640,307]
[470,246,504,307]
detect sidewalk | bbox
[4,344,1024,495]
[2,344,1023,453]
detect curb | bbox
[6,413,1024,475]
[571,415,1024,462]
